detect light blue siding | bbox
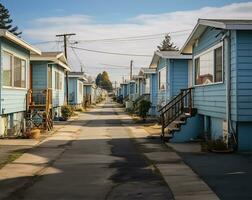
[237,122,252,151]
[0,38,30,115]
[150,73,158,115]
[170,115,204,142]
[32,61,47,89]
[236,30,252,121]
[170,59,189,97]
[193,27,223,55]
[130,82,135,94]
[193,26,226,119]
[31,62,65,108]
[69,78,84,105]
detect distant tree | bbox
[95,73,102,86]
[0,3,21,36]
[96,71,113,91]
[157,34,178,51]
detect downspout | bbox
[223,30,237,149]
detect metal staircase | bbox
[159,88,196,141]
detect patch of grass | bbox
[75,107,85,112]
[0,150,25,169]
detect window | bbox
[214,47,223,82]
[2,50,26,88]
[195,44,223,85]
[14,57,26,88]
[159,68,166,90]
[47,65,52,88]
[3,51,12,86]
[145,77,150,94]
[55,71,62,90]
[79,82,82,94]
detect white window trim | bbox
[47,64,53,89]
[193,42,224,87]
[2,48,28,90]
[54,69,63,91]
[158,67,166,92]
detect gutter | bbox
[223,30,237,149]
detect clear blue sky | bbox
[1,0,249,29]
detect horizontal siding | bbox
[52,65,65,107]
[1,88,27,114]
[194,83,226,119]
[68,78,76,104]
[193,27,226,119]
[31,61,47,89]
[236,30,252,121]
[150,73,158,115]
[170,59,189,97]
[230,31,237,121]
[77,80,83,104]
[0,38,30,115]
[193,27,223,56]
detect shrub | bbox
[61,105,74,120]
[138,100,151,121]
[206,138,228,151]
[75,107,85,112]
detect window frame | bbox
[2,48,28,90]
[54,70,63,91]
[193,42,224,87]
[158,67,166,91]
[47,64,53,89]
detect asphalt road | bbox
[9,101,173,200]
[180,151,252,200]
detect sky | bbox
[1,0,252,83]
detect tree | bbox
[95,73,102,86]
[157,34,178,51]
[0,3,21,36]
[95,71,113,91]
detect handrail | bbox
[160,88,193,138]
[158,87,193,113]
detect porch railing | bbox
[159,88,193,137]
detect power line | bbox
[31,29,191,45]
[70,46,85,71]
[100,63,130,68]
[70,46,152,57]
[75,29,190,42]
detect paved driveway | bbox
[6,101,173,200]
[180,151,252,200]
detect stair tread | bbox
[173,120,186,124]
[167,127,180,131]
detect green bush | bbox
[61,105,74,120]
[138,100,151,121]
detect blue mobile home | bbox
[68,72,86,108]
[83,82,97,105]
[149,51,192,116]
[176,19,252,150]
[138,68,156,115]
[83,82,92,105]
[0,29,41,137]
[30,52,70,120]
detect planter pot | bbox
[29,129,41,139]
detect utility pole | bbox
[130,60,133,80]
[122,76,125,83]
[56,33,76,105]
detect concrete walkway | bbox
[0,100,219,199]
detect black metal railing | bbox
[159,88,193,137]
